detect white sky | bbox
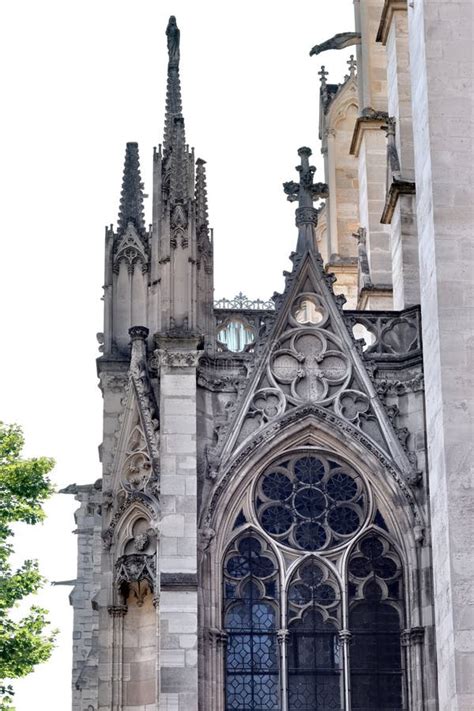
[0,1,354,707]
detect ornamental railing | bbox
[214,292,275,311]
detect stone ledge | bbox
[376,0,408,46]
[381,179,416,224]
[161,572,198,591]
[350,112,389,157]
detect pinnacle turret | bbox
[195,158,209,236]
[163,16,185,155]
[117,142,146,237]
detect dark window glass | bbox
[349,534,405,711]
[224,536,280,711]
[255,453,366,551]
[287,559,342,710]
[288,609,342,711]
[350,598,403,710]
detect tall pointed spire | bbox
[195,158,209,236]
[163,16,185,154]
[283,147,328,254]
[117,142,146,237]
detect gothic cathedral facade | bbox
[67,3,473,710]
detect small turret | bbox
[103,142,149,354]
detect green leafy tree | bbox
[0,423,56,709]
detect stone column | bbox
[156,339,200,711]
[351,116,394,308]
[378,0,420,309]
[325,128,339,258]
[408,1,474,708]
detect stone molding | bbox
[380,179,416,224]
[155,349,202,368]
[160,572,198,590]
[376,0,408,46]
[350,112,389,157]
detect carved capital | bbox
[401,626,425,646]
[338,629,352,643]
[129,326,149,341]
[295,206,319,226]
[277,629,289,645]
[156,349,202,368]
[209,628,228,647]
[107,604,128,618]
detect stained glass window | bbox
[349,535,405,710]
[255,453,367,551]
[223,452,407,711]
[224,536,280,711]
[288,559,342,711]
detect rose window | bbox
[255,453,367,551]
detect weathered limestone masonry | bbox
[352,0,394,308]
[378,0,420,310]
[156,339,200,711]
[66,8,473,711]
[407,1,474,708]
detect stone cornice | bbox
[381,178,416,224]
[376,0,408,46]
[357,284,393,310]
[350,113,389,156]
[160,572,198,591]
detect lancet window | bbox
[222,451,407,711]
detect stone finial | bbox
[117,143,146,237]
[347,54,357,79]
[163,17,185,153]
[318,65,329,88]
[283,147,329,254]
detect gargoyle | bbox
[310,32,361,56]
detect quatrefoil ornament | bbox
[269,329,351,405]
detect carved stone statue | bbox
[166,15,180,66]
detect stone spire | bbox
[283,147,328,254]
[163,16,184,155]
[195,158,209,237]
[117,142,146,237]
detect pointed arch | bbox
[203,409,424,542]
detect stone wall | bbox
[408,1,474,708]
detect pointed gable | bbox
[211,148,417,485]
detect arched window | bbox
[287,559,342,710]
[349,535,405,710]
[223,535,280,710]
[221,453,407,711]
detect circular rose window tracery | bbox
[255,453,367,551]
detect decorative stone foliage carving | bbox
[156,349,202,367]
[121,424,152,492]
[115,553,156,606]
